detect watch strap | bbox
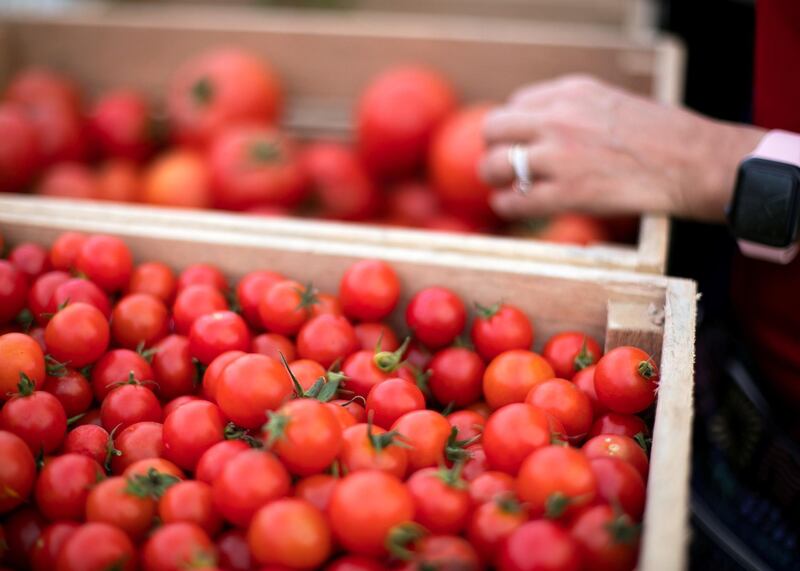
[750,130,800,166]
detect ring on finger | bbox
[507,144,533,195]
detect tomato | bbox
[339,260,400,322]
[497,520,582,571]
[342,346,399,399]
[1,378,67,454]
[63,424,110,467]
[589,458,646,521]
[325,555,387,571]
[299,143,381,220]
[252,332,296,361]
[56,522,136,571]
[85,476,157,540]
[264,398,342,476]
[217,529,253,571]
[91,349,154,401]
[217,354,293,429]
[573,365,608,417]
[167,48,282,147]
[296,314,360,368]
[482,403,551,475]
[0,333,45,400]
[589,413,648,440]
[595,347,659,414]
[0,103,40,192]
[249,498,332,569]
[23,98,88,166]
[27,271,71,324]
[467,471,515,506]
[5,68,81,110]
[30,522,80,571]
[329,470,413,557]
[0,261,27,325]
[542,332,603,380]
[286,359,327,392]
[9,243,50,281]
[159,480,221,536]
[172,284,228,335]
[483,350,555,410]
[367,378,426,429]
[469,303,533,361]
[212,449,291,527]
[151,335,197,401]
[294,474,338,512]
[236,270,285,327]
[447,410,485,443]
[333,398,367,424]
[189,310,250,365]
[142,522,215,571]
[339,423,408,478]
[89,89,154,162]
[569,504,639,571]
[45,302,109,367]
[141,149,213,208]
[202,350,245,402]
[424,213,481,233]
[407,466,470,534]
[357,65,456,179]
[73,407,102,427]
[163,400,225,471]
[36,162,97,199]
[3,508,46,569]
[405,287,466,349]
[179,264,228,294]
[428,347,484,407]
[526,379,593,442]
[385,181,441,227]
[100,382,162,432]
[259,280,316,335]
[537,214,610,245]
[518,446,596,521]
[49,232,87,272]
[396,535,481,571]
[460,443,488,481]
[110,421,163,474]
[354,322,400,352]
[0,431,36,513]
[582,435,649,481]
[128,262,177,304]
[53,277,112,318]
[162,395,201,417]
[95,159,141,203]
[74,235,133,293]
[430,105,494,216]
[111,293,169,349]
[195,439,249,485]
[467,495,528,564]
[311,292,347,318]
[35,453,104,520]
[391,410,452,471]
[123,458,184,481]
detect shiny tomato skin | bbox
[339,423,408,478]
[354,322,400,352]
[542,331,603,380]
[582,434,649,481]
[42,369,92,417]
[357,65,456,180]
[341,349,391,399]
[447,409,486,443]
[497,520,582,571]
[339,260,401,322]
[172,284,228,335]
[30,521,80,571]
[90,349,154,401]
[216,529,253,571]
[4,507,46,568]
[589,413,649,440]
[482,403,551,475]
[159,480,222,536]
[569,504,639,571]
[468,470,515,506]
[517,446,597,519]
[573,365,609,418]
[202,350,246,402]
[594,347,659,414]
[217,353,293,429]
[236,270,285,327]
[27,270,71,324]
[526,378,593,442]
[1,388,67,454]
[390,410,452,472]
[467,495,528,564]
[405,287,466,349]
[9,243,50,281]
[366,377,426,429]
[163,400,225,471]
[0,430,36,513]
[141,149,213,208]
[429,347,485,407]
[286,359,327,392]
[296,314,360,369]
[48,231,87,271]
[128,262,177,304]
[53,277,112,318]
[471,304,534,361]
[195,439,249,485]
[328,470,413,557]
[122,458,184,481]
[178,261,228,292]
[151,335,197,401]
[56,522,136,571]
[110,421,164,475]
[141,522,215,571]
[162,395,201,417]
[74,235,133,293]
[294,474,338,512]
[100,384,162,432]
[589,458,646,521]
[188,310,250,365]
[483,350,555,410]
[111,293,169,349]
[0,261,27,325]
[45,303,110,368]
[0,333,45,400]
[62,423,108,467]
[407,467,471,534]
[85,476,156,540]
[252,332,296,361]
[89,89,154,162]
[35,453,105,521]
[0,103,40,192]
[258,280,313,335]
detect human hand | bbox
[480,75,765,222]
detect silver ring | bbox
[507,144,532,195]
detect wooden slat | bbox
[605,299,664,364]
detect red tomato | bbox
[1,379,67,454]
[62,424,109,467]
[178,263,227,293]
[357,66,456,179]
[217,353,293,429]
[188,310,250,365]
[339,422,408,478]
[354,322,400,352]
[537,214,610,245]
[5,68,81,111]
[497,520,582,571]
[248,498,332,569]
[36,162,97,199]
[595,347,659,414]
[589,458,646,521]
[159,480,222,536]
[163,400,225,471]
[430,105,494,216]
[100,380,160,431]
[471,303,534,361]
[95,162,140,205]
[142,522,215,571]
[573,365,609,418]
[141,149,213,208]
[569,504,640,571]
[428,347,485,407]
[89,89,154,162]
[328,470,413,557]
[582,435,649,481]
[390,410,452,472]
[0,333,45,400]
[123,458,184,481]
[0,261,27,325]
[526,378,593,442]
[27,270,71,324]
[405,287,466,349]
[163,395,202,418]
[385,181,441,227]
[306,290,344,319]
[0,431,36,513]
[287,359,327,392]
[296,314,360,368]
[56,522,136,571]
[53,277,112,318]
[217,529,253,571]
[45,303,110,368]
[339,260,401,322]
[151,335,197,401]
[201,350,246,402]
[209,125,307,210]
[22,98,88,166]
[294,474,338,512]
[589,413,649,440]
[30,522,80,571]
[447,409,485,443]
[111,293,169,349]
[9,243,50,281]
[75,235,133,293]
[341,348,396,399]
[172,284,228,335]
[49,231,87,271]
[35,453,105,520]
[424,213,481,233]
[264,398,343,476]
[407,466,471,534]
[128,261,177,304]
[482,403,551,475]
[367,377,426,429]
[483,350,555,410]
[85,476,156,540]
[396,535,481,571]
[259,280,315,335]
[195,439,249,485]
[167,48,282,147]
[90,349,154,401]
[300,143,381,220]
[325,555,387,571]
[3,508,46,568]
[212,449,291,527]
[467,495,528,563]
[236,270,285,327]
[252,332,296,361]
[0,103,40,192]
[467,471,515,506]
[43,368,92,417]
[542,332,603,380]
[110,421,164,475]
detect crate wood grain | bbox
[0,195,696,570]
[0,4,684,273]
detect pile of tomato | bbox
[0,230,659,571]
[0,48,633,245]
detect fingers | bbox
[490,184,565,219]
[508,74,601,109]
[483,109,544,145]
[479,144,554,188]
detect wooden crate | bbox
[0,195,696,570]
[0,4,684,274]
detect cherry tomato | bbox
[35,453,104,520]
[63,424,110,467]
[151,334,197,401]
[0,103,40,192]
[172,284,228,335]
[123,458,184,481]
[89,89,154,162]
[128,261,177,304]
[9,243,50,281]
[482,403,551,475]
[53,277,112,318]
[49,231,87,272]
[467,494,528,564]
[329,470,413,557]
[542,331,603,380]
[595,347,659,414]
[42,368,92,417]
[95,159,140,203]
[45,303,110,368]
[259,280,315,335]
[461,443,489,481]
[398,535,481,571]
[497,520,582,571]
[178,266,226,293]
[189,310,250,365]
[91,348,154,401]
[0,332,45,400]
[36,162,97,199]
[405,287,466,348]
[590,458,646,521]
[537,214,610,245]
[162,395,201,417]
[195,439,249,485]
[569,504,640,571]
[110,421,163,475]
[483,350,555,410]
[385,180,441,227]
[471,303,534,361]
[249,498,332,569]
[0,430,36,513]
[287,359,327,392]
[74,235,133,293]
[325,555,387,571]
[142,522,215,571]
[342,348,397,399]
[339,260,400,322]
[407,466,470,534]
[3,508,45,568]
[100,382,162,432]
[1,378,67,454]
[582,434,649,481]
[111,293,169,349]
[141,149,213,208]
[573,365,609,418]
[56,522,136,571]
[163,400,225,471]
[217,529,253,571]
[85,476,157,540]
[589,413,649,440]
[296,314,360,368]
[526,378,593,442]
[354,322,400,352]
[236,270,285,327]
[159,480,222,536]
[391,410,452,471]
[339,422,408,478]
[27,270,71,324]
[447,409,485,443]
[294,474,338,512]
[217,354,293,429]
[30,521,80,571]
[0,261,27,325]
[367,377,426,429]
[428,347,484,407]
[468,471,515,506]
[327,401,356,431]
[202,350,246,402]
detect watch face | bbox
[729,158,800,247]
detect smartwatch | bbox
[728,130,800,264]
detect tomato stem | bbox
[263,411,290,448]
[544,492,571,519]
[125,468,179,499]
[104,424,123,472]
[385,522,427,562]
[573,336,596,372]
[16,373,36,397]
[474,301,502,319]
[637,360,658,380]
[604,509,641,545]
[191,77,214,106]
[373,337,410,373]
